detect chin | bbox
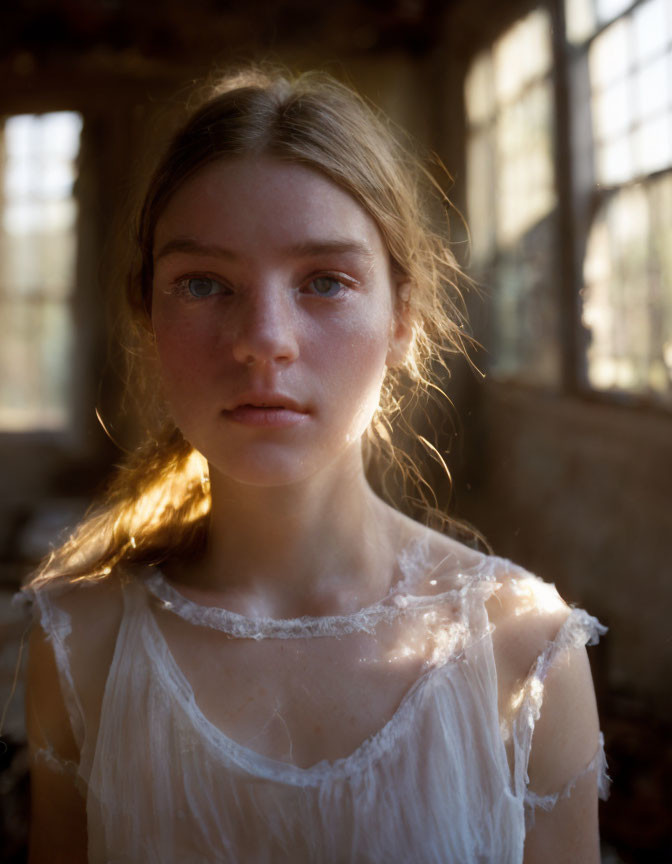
[207,453,323,490]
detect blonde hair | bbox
[30,65,485,589]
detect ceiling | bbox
[1,0,453,67]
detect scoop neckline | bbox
[144,599,446,783]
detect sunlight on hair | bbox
[115,447,210,539]
[31,435,211,587]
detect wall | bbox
[454,380,671,707]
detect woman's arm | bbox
[26,623,88,864]
[522,645,602,864]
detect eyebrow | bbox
[154,236,377,264]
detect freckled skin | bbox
[151,156,405,489]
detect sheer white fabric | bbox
[25,538,609,863]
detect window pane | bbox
[598,135,633,184]
[591,10,672,184]
[0,111,82,432]
[493,9,552,104]
[590,18,631,90]
[651,174,672,387]
[0,299,72,430]
[634,111,672,174]
[490,217,561,384]
[566,0,597,45]
[496,80,555,246]
[633,0,671,63]
[466,8,559,385]
[0,229,76,298]
[466,129,495,262]
[593,78,632,141]
[582,176,672,401]
[596,0,635,27]
[635,55,671,122]
[571,0,672,405]
[464,52,494,126]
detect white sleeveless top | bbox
[26,538,609,863]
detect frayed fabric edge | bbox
[524,732,610,829]
[33,742,79,778]
[33,743,88,798]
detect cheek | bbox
[318,309,392,416]
[344,298,394,370]
[151,309,215,405]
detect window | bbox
[464,9,559,385]
[573,0,672,404]
[583,174,672,397]
[0,111,83,431]
[465,0,672,407]
[585,0,672,183]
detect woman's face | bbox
[151,155,408,488]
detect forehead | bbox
[154,156,389,262]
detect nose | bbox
[231,285,299,366]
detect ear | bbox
[386,281,413,367]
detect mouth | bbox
[238,402,293,411]
[223,394,310,427]
[227,394,307,412]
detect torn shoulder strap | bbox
[510,607,609,823]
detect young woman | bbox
[22,67,608,863]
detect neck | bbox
[179,448,410,618]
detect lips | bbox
[226,392,307,413]
[223,393,310,427]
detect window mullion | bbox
[551,0,583,394]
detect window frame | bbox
[462,0,672,415]
[463,2,564,390]
[0,92,109,546]
[0,109,85,438]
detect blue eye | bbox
[305,276,346,297]
[185,277,227,298]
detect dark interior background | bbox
[0,1,670,861]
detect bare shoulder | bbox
[392,521,603,768]
[389,527,603,859]
[397,531,604,786]
[482,558,602,793]
[390,516,489,590]
[30,569,126,649]
[485,558,573,685]
[26,570,127,750]
[25,571,131,861]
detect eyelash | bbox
[301,274,354,298]
[169,272,357,300]
[171,274,231,299]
